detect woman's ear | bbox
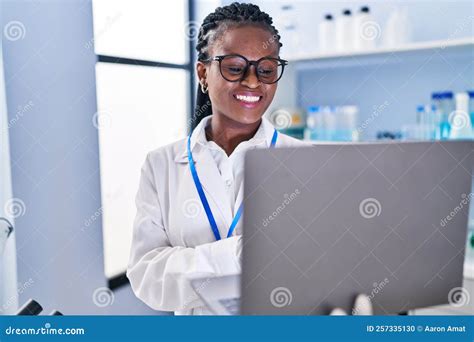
[196,62,207,87]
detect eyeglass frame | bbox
[202,54,289,84]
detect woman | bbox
[126,2,370,316]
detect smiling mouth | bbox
[233,94,263,104]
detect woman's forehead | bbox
[212,25,279,58]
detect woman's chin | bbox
[228,109,265,124]
[231,113,264,126]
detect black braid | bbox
[192,2,282,126]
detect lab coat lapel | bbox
[175,142,233,238]
[233,180,245,235]
[173,115,276,238]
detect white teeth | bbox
[235,94,260,103]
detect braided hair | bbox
[193,2,282,126]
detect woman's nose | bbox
[240,65,260,88]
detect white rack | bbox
[291,37,474,61]
[290,37,474,69]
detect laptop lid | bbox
[242,141,473,315]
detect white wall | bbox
[1,0,159,315]
[0,27,19,315]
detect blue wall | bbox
[297,49,474,139]
[2,0,157,314]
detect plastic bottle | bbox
[415,105,426,140]
[305,106,321,141]
[431,93,442,140]
[354,6,378,51]
[279,4,301,58]
[416,105,424,125]
[432,92,453,140]
[336,105,359,141]
[425,105,436,140]
[468,91,474,135]
[320,106,336,140]
[416,105,436,140]
[382,6,412,48]
[332,106,342,140]
[336,9,354,52]
[441,92,455,139]
[450,92,473,139]
[318,14,336,54]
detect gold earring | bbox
[200,81,208,94]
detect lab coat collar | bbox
[172,115,276,233]
[173,115,275,164]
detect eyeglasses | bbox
[204,54,288,84]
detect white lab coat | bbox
[126,115,309,315]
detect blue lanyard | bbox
[187,128,278,241]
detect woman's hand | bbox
[330,294,373,315]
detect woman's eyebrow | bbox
[219,51,279,59]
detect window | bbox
[92,0,189,64]
[92,0,194,286]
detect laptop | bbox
[240,141,473,315]
[189,274,240,315]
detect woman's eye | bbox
[226,66,244,74]
[258,68,275,75]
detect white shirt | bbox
[197,116,268,222]
[126,115,308,315]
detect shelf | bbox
[291,37,474,69]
